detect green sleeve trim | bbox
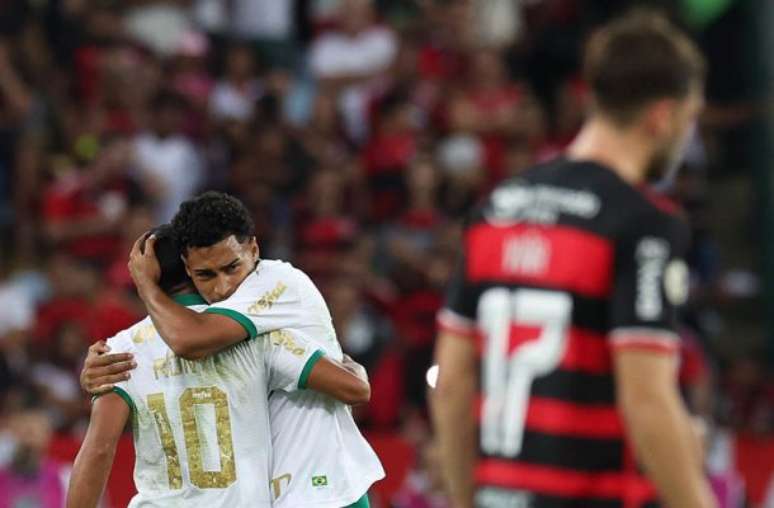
[346,494,370,508]
[92,386,136,415]
[299,350,325,389]
[204,307,258,340]
[113,386,137,414]
[172,293,207,306]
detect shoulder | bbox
[475,159,606,226]
[617,187,688,242]
[258,259,314,289]
[106,316,152,354]
[209,260,299,309]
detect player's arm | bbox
[430,243,479,508]
[610,214,716,508]
[67,393,129,508]
[431,329,477,508]
[266,332,370,405]
[136,279,247,359]
[306,355,371,405]
[128,234,251,359]
[614,348,715,508]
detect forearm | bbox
[307,357,371,405]
[136,281,237,358]
[67,441,116,508]
[431,386,476,508]
[623,393,715,508]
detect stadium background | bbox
[0,0,772,506]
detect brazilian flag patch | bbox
[312,475,328,487]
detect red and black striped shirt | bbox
[439,160,690,508]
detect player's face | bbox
[182,235,259,304]
[646,87,704,181]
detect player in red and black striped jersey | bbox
[431,11,717,508]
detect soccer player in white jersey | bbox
[67,226,372,508]
[81,192,384,508]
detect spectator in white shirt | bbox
[310,0,396,83]
[134,92,203,223]
[209,43,263,123]
[309,0,397,141]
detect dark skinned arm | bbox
[127,234,251,360]
[67,393,129,508]
[135,279,247,360]
[306,356,370,405]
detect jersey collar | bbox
[172,293,207,307]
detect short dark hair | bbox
[145,224,190,293]
[584,10,706,124]
[172,191,255,254]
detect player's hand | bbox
[80,340,137,395]
[342,354,369,384]
[128,231,161,288]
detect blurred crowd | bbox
[0,0,772,506]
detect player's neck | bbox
[566,117,651,186]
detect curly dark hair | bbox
[143,224,191,293]
[171,191,255,254]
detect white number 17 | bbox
[478,288,572,457]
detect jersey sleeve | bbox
[203,269,301,340]
[437,251,478,340]
[609,210,690,354]
[98,331,138,414]
[263,330,325,393]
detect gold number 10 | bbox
[147,387,237,489]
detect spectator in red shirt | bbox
[295,168,359,282]
[447,48,543,183]
[362,91,419,222]
[105,204,156,290]
[41,139,135,265]
[34,253,141,345]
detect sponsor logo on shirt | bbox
[152,351,205,379]
[132,322,157,344]
[487,181,601,224]
[502,232,550,276]
[269,330,307,356]
[664,259,689,305]
[248,281,288,315]
[635,237,669,320]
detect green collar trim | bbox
[172,293,207,306]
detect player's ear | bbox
[644,98,677,137]
[249,236,259,261]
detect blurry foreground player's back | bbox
[432,11,718,508]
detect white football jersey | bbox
[206,259,385,508]
[106,294,321,508]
